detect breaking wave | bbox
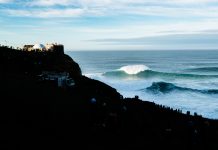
[118,65,149,75]
[185,67,218,72]
[145,81,218,95]
[103,65,218,80]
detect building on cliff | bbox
[39,71,75,87]
[23,43,46,51]
[45,43,64,54]
[23,43,64,54]
[33,44,46,51]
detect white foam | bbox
[119,65,150,75]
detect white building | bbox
[45,43,56,51]
[40,71,75,87]
[23,43,64,54]
[33,44,46,51]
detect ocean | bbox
[67,50,218,119]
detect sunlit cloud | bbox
[1,0,218,18]
[29,0,72,6]
[28,0,218,6]
[5,8,85,18]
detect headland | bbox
[1,44,218,149]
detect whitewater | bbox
[68,50,218,119]
[119,65,149,74]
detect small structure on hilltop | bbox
[23,43,46,51]
[33,44,46,51]
[39,71,75,87]
[45,43,64,54]
[23,43,64,54]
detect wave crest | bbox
[145,81,218,95]
[103,69,218,80]
[103,64,218,80]
[186,67,218,72]
[118,65,149,75]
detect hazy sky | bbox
[1,0,218,50]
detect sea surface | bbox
[67,50,218,119]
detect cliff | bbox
[1,46,218,149]
[0,46,81,78]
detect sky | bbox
[1,0,218,50]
